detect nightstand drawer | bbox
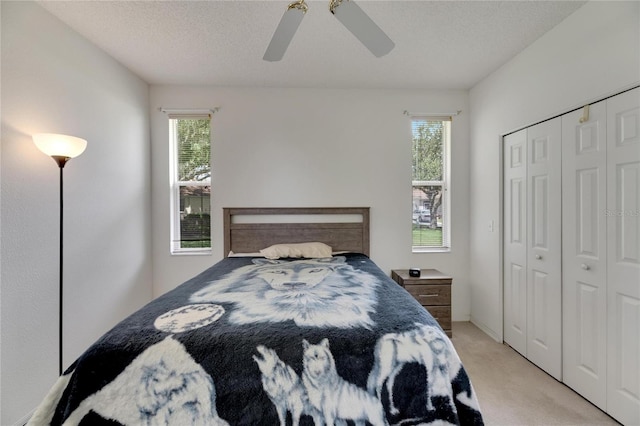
[391,269,452,337]
[425,306,451,331]
[403,284,450,305]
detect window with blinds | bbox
[411,117,451,251]
[169,114,212,254]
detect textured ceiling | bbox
[38,0,586,89]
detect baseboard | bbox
[452,314,470,322]
[470,316,502,343]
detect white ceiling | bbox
[38,0,586,89]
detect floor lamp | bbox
[33,133,87,375]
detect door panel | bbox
[562,101,607,409]
[508,263,527,337]
[527,118,562,380]
[530,269,550,349]
[616,162,640,264]
[504,129,528,356]
[531,175,549,248]
[607,87,640,426]
[575,281,599,375]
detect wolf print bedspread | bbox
[28,254,483,426]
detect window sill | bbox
[412,247,451,254]
[171,249,212,256]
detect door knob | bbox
[581,263,590,271]
[535,254,542,260]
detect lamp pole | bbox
[54,156,68,375]
[33,134,87,377]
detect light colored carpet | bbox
[450,322,620,425]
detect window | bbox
[411,117,451,251]
[169,114,212,254]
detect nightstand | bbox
[391,269,452,337]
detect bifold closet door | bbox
[504,129,528,356]
[562,101,607,410]
[606,87,640,426]
[503,119,562,380]
[526,118,562,380]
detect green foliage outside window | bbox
[412,121,443,181]
[177,119,211,182]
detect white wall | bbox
[468,1,640,340]
[150,86,472,320]
[0,2,152,424]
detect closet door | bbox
[562,101,607,409]
[606,87,640,426]
[504,129,528,356]
[526,118,562,380]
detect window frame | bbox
[411,116,451,253]
[168,113,213,255]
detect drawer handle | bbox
[419,294,439,297]
[581,263,590,271]
[535,254,542,260]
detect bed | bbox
[28,207,483,426]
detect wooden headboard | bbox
[223,207,370,257]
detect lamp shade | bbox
[33,133,87,159]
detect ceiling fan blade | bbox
[263,3,307,62]
[331,0,394,58]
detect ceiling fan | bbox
[263,0,395,62]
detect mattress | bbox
[28,253,483,425]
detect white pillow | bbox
[259,242,333,259]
